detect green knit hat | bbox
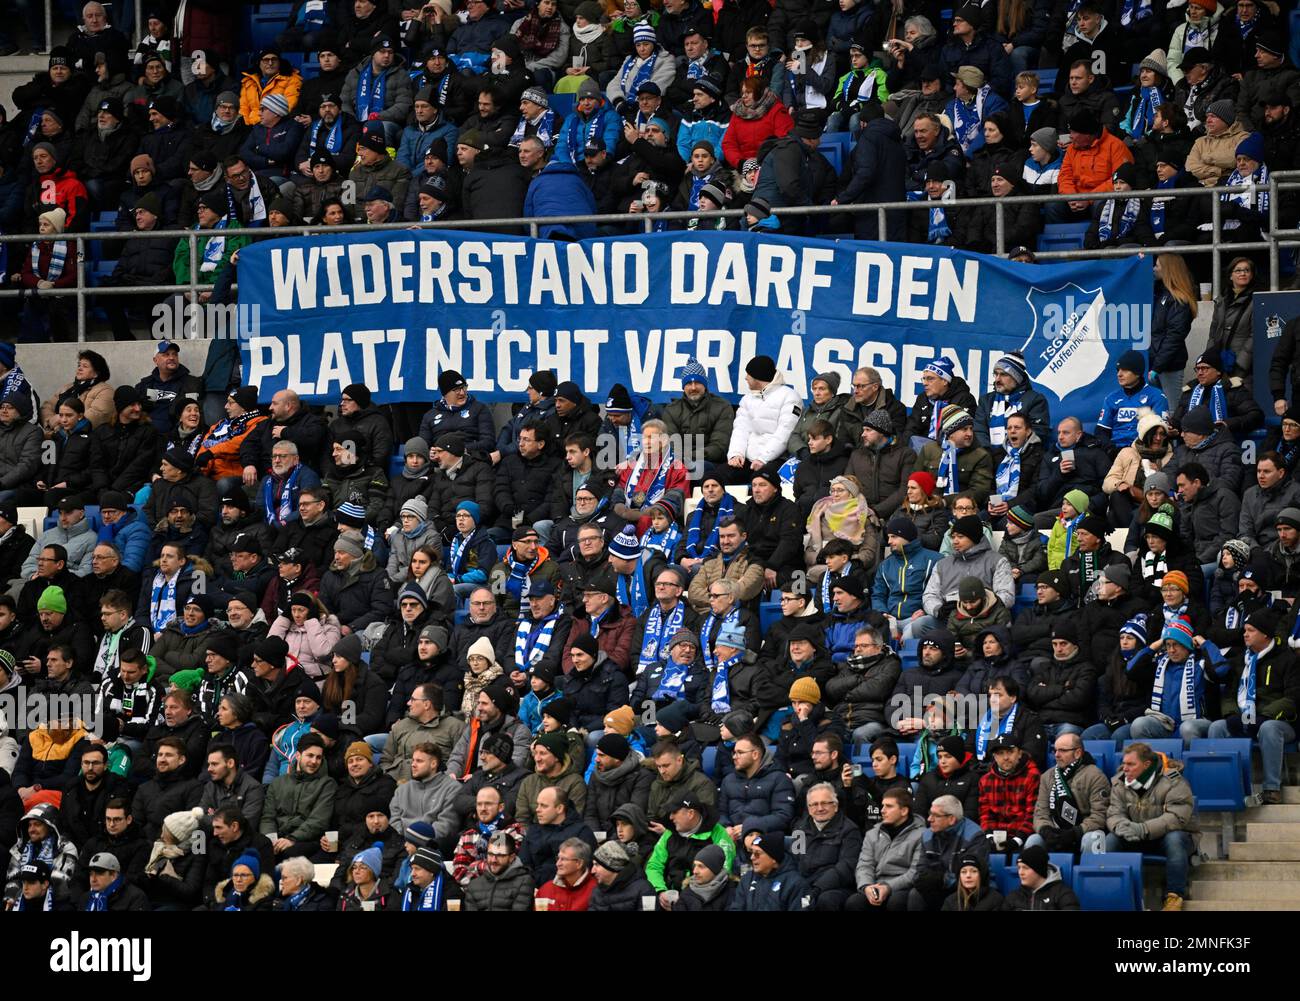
[36,585,67,614]
[1063,489,1090,516]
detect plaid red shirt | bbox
[978,757,1041,839]
[451,821,525,884]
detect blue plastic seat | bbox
[758,600,782,636]
[1074,861,1140,911]
[496,545,509,561]
[454,607,470,626]
[548,93,576,120]
[1036,221,1089,253]
[1183,750,1248,853]
[998,852,1073,895]
[1049,853,1073,886]
[1036,67,1057,94]
[702,745,717,779]
[899,637,919,669]
[1122,738,1183,761]
[1084,740,1117,778]
[1200,563,1217,605]
[1189,738,1253,793]
[817,141,842,174]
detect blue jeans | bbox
[365,733,388,753]
[1209,717,1296,791]
[1024,830,1106,854]
[1009,45,1039,75]
[1156,370,1186,408]
[1081,723,1119,742]
[1106,830,1193,896]
[533,519,556,547]
[851,721,886,746]
[1043,723,1084,742]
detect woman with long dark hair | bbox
[1207,256,1259,378]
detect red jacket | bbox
[26,167,90,232]
[535,871,596,911]
[721,99,794,168]
[561,604,636,677]
[18,240,77,288]
[978,755,1041,839]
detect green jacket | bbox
[261,765,337,843]
[645,821,736,892]
[660,391,735,467]
[171,220,249,287]
[916,441,994,506]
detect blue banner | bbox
[238,230,1152,423]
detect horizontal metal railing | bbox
[5,171,1300,341]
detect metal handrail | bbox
[7,172,1300,340]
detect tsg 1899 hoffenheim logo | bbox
[1021,282,1149,401]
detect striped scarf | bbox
[85,875,124,911]
[1047,756,1082,827]
[1128,85,1163,140]
[309,116,344,154]
[701,606,740,660]
[402,874,445,911]
[510,109,558,149]
[1096,196,1142,243]
[149,568,180,632]
[515,613,559,670]
[985,392,1024,449]
[617,49,660,96]
[936,442,961,493]
[643,523,681,561]
[32,240,68,281]
[684,494,734,559]
[1150,651,1201,721]
[638,600,685,676]
[355,62,388,120]
[617,568,649,618]
[449,532,474,578]
[996,444,1022,497]
[975,700,1018,758]
[262,464,302,526]
[503,546,547,618]
[1187,380,1228,423]
[821,561,856,610]
[709,650,741,712]
[1238,644,1265,719]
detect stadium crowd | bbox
[3,0,1300,337]
[0,0,1299,915]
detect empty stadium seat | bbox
[1036,67,1057,93]
[548,93,576,120]
[1200,563,1216,605]
[702,745,718,779]
[758,600,782,635]
[1122,738,1182,761]
[1083,740,1117,778]
[1183,749,1249,854]
[1189,738,1252,793]
[1036,222,1089,253]
[817,141,843,174]
[1074,856,1142,911]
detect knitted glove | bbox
[1132,822,1148,841]
[1112,819,1139,840]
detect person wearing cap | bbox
[559,569,637,676]
[942,65,1008,159]
[238,46,302,126]
[349,125,414,209]
[1105,741,1195,909]
[607,21,676,109]
[0,389,41,508]
[644,791,735,902]
[672,52,729,154]
[75,849,149,912]
[294,89,363,175]
[970,354,1051,460]
[1000,842,1080,910]
[975,731,1040,850]
[723,828,809,911]
[319,531,393,635]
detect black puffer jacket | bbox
[793,810,863,902]
[89,419,160,494]
[1022,650,1098,728]
[589,862,658,911]
[331,765,398,845]
[912,753,981,821]
[428,456,496,530]
[326,407,394,475]
[494,450,563,529]
[905,376,977,442]
[556,652,625,731]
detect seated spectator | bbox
[1186,97,1249,185]
[1034,416,1109,519]
[1001,843,1080,909]
[922,515,1015,623]
[519,786,597,890]
[1051,108,1134,224]
[239,47,302,126]
[912,793,987,912]
[846,785,923,912]
[462,830,535,912]
[1106,740,1195,909]
[1105,415,1175,531]
[261,733,337,860]
[729,830,811,911]
[1167,406,1245,497]
[1024,621,1098,742]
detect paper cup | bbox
[447,899,461,911]
[325,830,338,851]
[535,896,551,911]
[641,895,656,911]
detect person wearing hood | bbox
[956,625,1031,698]
[1001,843,1080,910]
[4,803,79,905]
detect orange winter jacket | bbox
[1057,130,1134,195]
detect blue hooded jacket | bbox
[523,160,598,240]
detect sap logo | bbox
[49,933,152,982]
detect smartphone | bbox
[989,494,1003,507]
[851,763,863,778]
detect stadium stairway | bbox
[1186,784,1300,910]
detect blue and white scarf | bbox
[211,108,239,134]
[638,600,686,676]
[1239,644,1264,720]
[310,116,344,154]
[149,568,181,632]
[996,444,1022,497]
[950,87,988,154]
[701,606,740,658]
[927,204,951,243]
[1150,651,1201,722]
[32,239,67,282]
[200,217,229,271]
[1096,196,1142,243]
[975,700,1018,758]
[1187,380,1228,423]
[652,655,691,699]
[589,604,613,637]
[21,835,56,868]
[355,62,389,121]
[85,874,123,911]
[572,104,614,161]
[617,49,660,96]
[262,464,302,526]
[401,875,445,911]
[622,442,673,507]
[928,401,946,440]
[1120,0,1152,26]
[642,523,681,561]
[617,568,649,618]
[510,108,558,149]
[1151,175,1176,237]
[503,549,542,618]
[821,561,857,610]
[1128,85,1163,140]
[281,883,316,910]
[708,650,741,713]
[1061,510,1083,560]
[985,392,1024,448]
[935,441,961,493]
[1223,163,1270,228]
[16,887,54,911]
[685,494,734,559]
[515,613,559,669]
[449,532,473,578]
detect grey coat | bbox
[854,812,924,893]
[389,770,461,840]
[1239,479,1300,549]
[922,536,1016,616]
[462,856,535,910]
[0,419,41,492]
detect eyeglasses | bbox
[708,591,729,599]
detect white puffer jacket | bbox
[728,371,804,464]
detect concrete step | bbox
[1184,899,1300,910]
[1229,842,1300,861]
[1241,805,1300,822]
[1193,860,1300,880]
[1186,879,1300,900]
[1281,787,1300,804]
[1245,823,1300,840]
